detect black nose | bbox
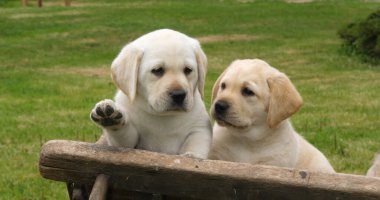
[170,89,187,104]
[215,100,229,115]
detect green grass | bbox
[1,0,380,199]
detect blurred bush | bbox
[338,10,380,63]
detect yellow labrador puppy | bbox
[367,154,380,177]
[90,29,212,159]
[209,59,335,172]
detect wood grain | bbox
[39,140,380,200]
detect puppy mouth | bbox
[213,100,247,129]
[167,106,188,112]
[214,113,248,130]
[156,102,189,114]
[149,95,191,114]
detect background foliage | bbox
[339,9,380,63]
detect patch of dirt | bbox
[197,34,262,44]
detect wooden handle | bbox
[89,174,109,200]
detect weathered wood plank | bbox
[39,140,380,200]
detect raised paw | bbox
[90,99,124,127]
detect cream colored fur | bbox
[367,154,380,177]
[90,29,212,159]
[209,59,335,172]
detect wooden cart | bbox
[39,140,380,200]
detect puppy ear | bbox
[211,70,227,104]
[267,73,303,128]
[111,45,143,102]
[193,40,208,99]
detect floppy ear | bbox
[193,40,208,99]
[111,45,143,102]
[266,73,303,128]
[211,69,227,104]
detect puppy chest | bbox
[129,111,203,155]
[134,122,189,154]
[136,134,184,155]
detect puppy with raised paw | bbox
[91,29,212,159]
[209,59,335,172]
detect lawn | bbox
[1,0,379,199]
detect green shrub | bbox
[338,10,380,62]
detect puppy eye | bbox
[151,67,165,77]
[184,66,193,75]
[242,87,255,96]
[221,82,226,90]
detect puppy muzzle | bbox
[168,89,187,111]
[214,100,230,118]
[213,100,246,129]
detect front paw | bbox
[90,99,124,127]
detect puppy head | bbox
[111,29,207,114]
[211,59,302,129]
